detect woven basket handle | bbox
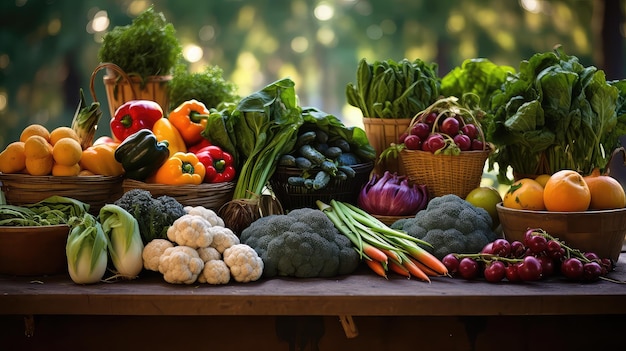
[89,62,138,103]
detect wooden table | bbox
[2,254,625,351]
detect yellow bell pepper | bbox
[168,99,210,146]
[79,143,125,176]
[152,117,187,155]
[149,152,206,185]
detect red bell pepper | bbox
[194,145,236,183]
[188,138,213,154]
[111,100,163,142]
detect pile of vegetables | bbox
[317,200,447,281]
[278,107,376,191]
[239,207,360,278]
[202,78,303,233]
[486,46,626,181]
[142,206,263,285]
[66,204,144,284]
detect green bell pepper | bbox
[114,129,170,181]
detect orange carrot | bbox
[401,256,431,282]
[363,243,388,264]
[365,258,387,279]
[405,244,448,276]
[379,248,401,263]
[409,256,440,277]
[388,259,410,278]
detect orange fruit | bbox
[583,169,626,210]
[25,154,53,176]
[502,178,546,210]
[0,141,26,173]
[50,126,80,146]
[52,137,83,166]
[52,163,81,176]
[20,124,50,143]
[543,170,591,212]
[24,135,52,159]
[534,174,551,188]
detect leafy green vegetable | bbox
[168,64,239,111]
[346,58,440,119]
[228,78,304,199]
[98,6,182,80]
[441,58,515,111]
[486,46,624,183]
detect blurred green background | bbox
[0,0,624,150]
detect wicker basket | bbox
[122,179,235,211]
[269,162,374,211]
[362,118,411,174]
[90,62,171,119]
[400,149,490,199]
[0,173,123,215]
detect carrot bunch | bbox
[316,200,448,282]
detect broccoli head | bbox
[391,194,498,259]
[114,189,186,244]
[239,208,360,278]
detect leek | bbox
[66,213,108,284]
[99,204,144,279]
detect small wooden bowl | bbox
[0,225,70,276]
[496,203,626,262]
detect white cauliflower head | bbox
[158,246,204,284]
[197,246,221,263]
[198,260,231,285]
[223,244,264,283]
[142,238,174,272]
[209,226,240,253]
[167,214,214,248]
[184,205,225,227]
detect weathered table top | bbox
[1,252,625,317]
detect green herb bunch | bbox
[98,6,182,79]
[346,58,440,119]
[169,64,239,110]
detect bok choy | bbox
[66,213,108,284]
[99,204,144,279]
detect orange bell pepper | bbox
[168,99,210,146]
[152,117,187,155]
[79,143,125,176]
[149,152,206,185]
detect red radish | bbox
[398,132,408,144]
[453,134,471,151]
[424,112,438,125]
[471,139,485,150]
[461,124,478,139]
[425,133,446,153]
[440,116,460,136]
[404,134,422,150]
[410,122,430,140]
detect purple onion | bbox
[357,171,429,216]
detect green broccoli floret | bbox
[114,189,186,244]
[239,208,360,278]
[390,194,498,259]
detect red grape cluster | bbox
[442,228,615,283]
[399,102,486,154]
